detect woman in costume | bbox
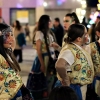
[85,21,100,100]
[0,23,33,100]
[51,12,80,52]
[26,15,55,100]
[0,23,23,100]
[55,24,94,100]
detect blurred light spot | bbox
[17,3,23,8]
[87,25,91,28]
[43,2,48,7]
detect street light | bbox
[97,3,100,10]
[97,0,100,10]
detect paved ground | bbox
[19,43,36,86]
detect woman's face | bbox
[3,32,15,49]
[81,27,88,45]
[49,17,52,28]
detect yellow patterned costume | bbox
[59,44,94,85]
[0,54,23,99]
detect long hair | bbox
[0,23,21,71]
[38,15,50,34]
[15,20,22,31]
[72,12,80,24]
[38,15,50,53]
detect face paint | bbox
[1,27,12,43]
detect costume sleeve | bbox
[35,31,44,41]
[0,55,23,99]
[58,49,74,66]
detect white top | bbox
[58,43,92,71]
[35,31,55,52]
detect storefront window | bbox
[10,8,35,25]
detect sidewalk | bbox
[19,45,36,85]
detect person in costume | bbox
[55,24,94,100]
[0,23,23,99]
[26,15,55,100]
[85,21,100,100]
[0,23,33,100]
[51,12,80,52]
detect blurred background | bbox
[1,0,99,85]
[0,0,99,31]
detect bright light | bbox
[81,1,86,5]
[77,0,81,1]
[99,0,100,3]
[17,4,23,8]
[80,16,84,19]
[97,3,100,10]
[81,10,86,15]
[82,4,87,8]
[87,25,91,28]
[89,20,95,24]
[43,2,48,7]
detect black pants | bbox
[14,49,23,63]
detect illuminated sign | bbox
[17,11,29,23]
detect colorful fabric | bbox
[60,44,94,85]
[90,42,100,75]
[11,90,22,100]
[0,54,23,99]
[92,76,100,97]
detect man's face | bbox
[53,20,59,27]
[63,16,73,31]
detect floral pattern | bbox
[74,64,81,71]
[9,80,16,88]
[63,44,94,85]
[0,72,5,81]
[1,60,9,69]
[0,55,23,99]
[90,42,100,74]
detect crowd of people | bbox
[0,12,100,100]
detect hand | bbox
[40,66,45,73]
[61,80,70,86]
[50,42,60,49]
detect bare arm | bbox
[56,58,70,86]
[36,39,45,73]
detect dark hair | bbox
[97,16,100,19]
[54,18,60,22]
[38,15,50,32]
[95,21,100,32]
[65,12,80,24]
[66,24,85,43]
[15,20,22,31]
[0,23,21,71]
[38,15,50,54]
[72,12,80,23]
[49,86,78,100]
